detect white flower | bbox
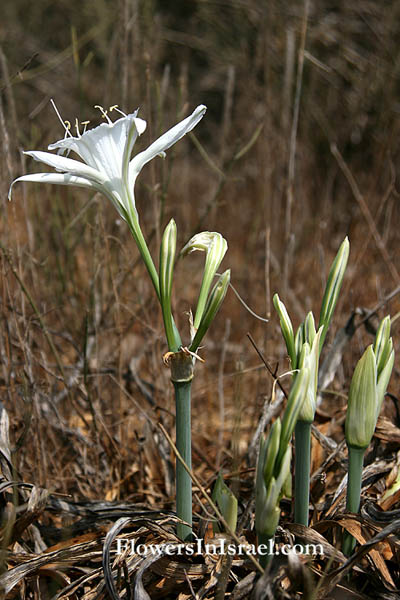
[9,103,207,225]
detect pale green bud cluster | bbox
[255,366,310,538]
[297,328,323,422]
[181,231,228,330]
[159,224,229,354]
[273,237,350,423]
[345,317,394,450]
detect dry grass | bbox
[1,1,400,597]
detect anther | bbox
[110,105,127,117]
[94,105,112,124]
[81,120,90,133]
[75,118,81,138]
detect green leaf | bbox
[262,419,281,486]
[212,473,238,533]
[277,366,310,473]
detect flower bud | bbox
[376,344,394,418]
[181,232,227,329]
[345,345,378,449]
[159,219,178,350]
[346,316,395,450]
[373,315,392,377]
[297,328,323,422]
[273,293,297,369]
[318,237,350,352]
[304,312,316,346]
[189,269,230,352]
[256,445,291,537]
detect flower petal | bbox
[8,172,99,199]
[49,113,146,181]
[24,151,107,184]
[129,105,207,179]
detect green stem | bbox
[257,532,275,569]
[343,444,365,556]
[174,380,193,541]
[127,219,160,300]
[128,219,182,349]
[294,420,311,526]
[161,302,179,352]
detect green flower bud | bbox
[297,328,323,422]
[373,316,392,377]
[273,293,297,369]
[294,322,305,362]
[189,269,230,353]
[345,345,378,449]
[318,236,350,352]
[159,219,178,350]
[346,316,395,450]
[376,346,394,419]
[181,231,227,329]
[256,445,291,537]
[304,312,316,346]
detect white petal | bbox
[135,117,147,135]
[24,151,107,184]
[8,172,99,199]
[129,105,207,177]
[49,113,146,181]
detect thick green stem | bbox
[257,533,275,569]
[174,380,193,541]
[294,420,311,526]
[343,444,365,556]
[169,351,194,541]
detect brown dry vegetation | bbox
[1,1,400,598]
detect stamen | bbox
[81,120,90,133]
[94,105,112,124]
[50,98,72,137]
[57,121,72,156]
[110,105,127,117]
[75,118,81,138]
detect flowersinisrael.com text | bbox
[115,538,324,558]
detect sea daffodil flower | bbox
[9,103,206,223]
[9,102,207,296]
